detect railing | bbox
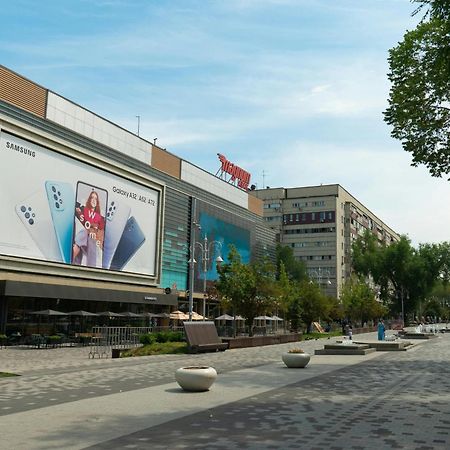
[88,326,185,358]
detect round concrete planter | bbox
[282,352,310,368]
[175,366,217,392]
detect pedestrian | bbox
[377,319,385,341]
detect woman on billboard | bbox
[72,183,107,268]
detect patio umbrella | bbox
[119,311,144,317]
[30,309,67,316]
[271,315,284,321]
[98,311,123,317]
[215,314,235,321]
[254,315,273,321]
[68,311,98,333]
[153,312,170,319]
[191,311,206,320]
[29,310,67,334]
[68,311,98,316]
[169,310,189,320]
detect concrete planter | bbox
[282,352,310,368]
[175,366,217,392]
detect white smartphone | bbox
[16,190,63,263]
[102,195,131,269]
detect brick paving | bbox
[1,330,447,449]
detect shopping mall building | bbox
[0,66,276,335]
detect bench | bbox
[183,321,228,353]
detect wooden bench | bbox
[183,321,228,353]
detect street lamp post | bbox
[188,232,223,321]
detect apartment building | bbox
[252,185,399,298]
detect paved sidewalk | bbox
[0,331,446,449]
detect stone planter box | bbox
[282,352,311,368]
[175,366,217,392]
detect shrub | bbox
[139,333,156,345]
[288,348,305,353]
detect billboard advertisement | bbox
[0,131,160,276]
[196,212,250,286]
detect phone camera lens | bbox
[107,213,110,217]
[25,212,30,219]
[29,219,34,225]
[55,202,60,209]
[111,201,115,206]
[58,191,61,196]
[53,194,58,200]
[52,186,56,192]
[32,213,36,217]
[28,207,32,211]
[20,206,26,212]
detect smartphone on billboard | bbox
[72,181,108,269]
[102,195,131,269]
[15,190,63,263]
[45,181,75,264]
[109,216,146,271]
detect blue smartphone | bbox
[109,216,146,271]
[102,195,131,269]
[45,181,75,264]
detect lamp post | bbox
[188,231,223,321]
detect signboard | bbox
[216,153,251,190]
[0,132,161,277]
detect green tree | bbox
[296,280,331,333]
[276,244,308,282]
[340,276,387,326]
[384,1,450,178]
[216,246,276,336]
[352,232,446,320]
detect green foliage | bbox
[352,232,449,317]
[276,245,308,282]
[0,372,19,378]
[295,280,334,333]
[121,342,188,357]
[340,276,387,325]
[385,2,450,178]
[216,245,338,334]
[217,246,277,335]
[139,331,184,345]
[139,333,156,345]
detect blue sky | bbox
[2,0,448,244]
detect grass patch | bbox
[121,342,188,357]
[0,372,19,377]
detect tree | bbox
[352,232,447,320]
[384,1,450,178]
[340,276,387,326]
[216,246,276,336]
[276,244,308,282]
[296,280,331,333]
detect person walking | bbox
[377,319,385,341]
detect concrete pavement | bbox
[0,331,447,449]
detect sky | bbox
[1,0,448,245]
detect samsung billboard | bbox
[0,131,161,278]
